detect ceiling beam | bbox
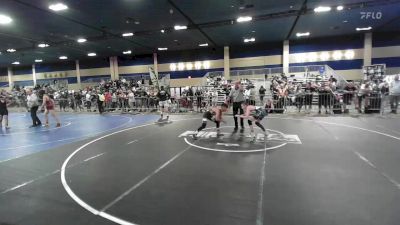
[167,0,217,47]
[285,0,308,40]
[9,0,153,50]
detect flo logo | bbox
[361,12,382,20]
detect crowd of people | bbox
[267,73,400,114]
[0,74,399,130]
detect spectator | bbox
[259,86,266,104]
[389,75,400,114]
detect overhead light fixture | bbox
[59,56,68,60]
[332,51,343,60]
[77,38,87,43]
[186,63,193,70]
[170,63,177,71]
[161,29,165,33]
[158,47,168,51]
[344,50,355,59]
[123,50,132,55]
[7,49,16,53]
[88,52,96,57]
[12,61,20,65]
[49,3,68,11]
[122,32,134,37]
[296,32,310,37]
[356,27,372,31]
[194,61,202,70]
[174,25,187,30]
[35,59,43,63]
[199,43,209,47]
[237,16,252,23]
[203,61,211,69]
[337,5,344,11]
[0,15,12,25]
[314,6,331,13]
[320,52,330,61]
[38,43,50,48]
[178,62,185,71]
[244,37,255,43]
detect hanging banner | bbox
[149,67,159,89]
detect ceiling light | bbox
[308,52,318,62]
[88,52,96,57]
[123,50,132,55]
[158,47,168,51]
[314,6,331,13]
[122,32,134,37]
[356,27,372,31]
[49,3,68,11]
[178,62,185,71]
[12,61,20,65]
[59,56,68,60]
[320,52,330,61]
[199,43,209,47]
[170,63,177,71]
[35,59,43,63]
[77,38,87,43]
[186,63,193,70]
[7,49,16,53]
[296,32,310,37]
[344,50,355,59]
[0,15,12,24]
[161,29,165,33]
[194,61,202,70]
[174,25,187,30]
[237,16,252,23]
[337,5,344,11]
[332,51,343,60]
[244,37,255,43]
[203,61,211,69]
[38,43,50,48]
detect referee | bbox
[229,81,245,132]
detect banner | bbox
[149,67,159,89]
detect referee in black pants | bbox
[26,89,42,127]
[229,81,245,133]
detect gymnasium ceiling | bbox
[0,0,399,67]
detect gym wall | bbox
[2,32,400,89]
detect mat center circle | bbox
[180,126,288,153]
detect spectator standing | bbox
[389,75,400,114]
[128,90,135,111]
[259,86,266,104]
[26,89,42,127]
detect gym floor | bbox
[0,113,399,225]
